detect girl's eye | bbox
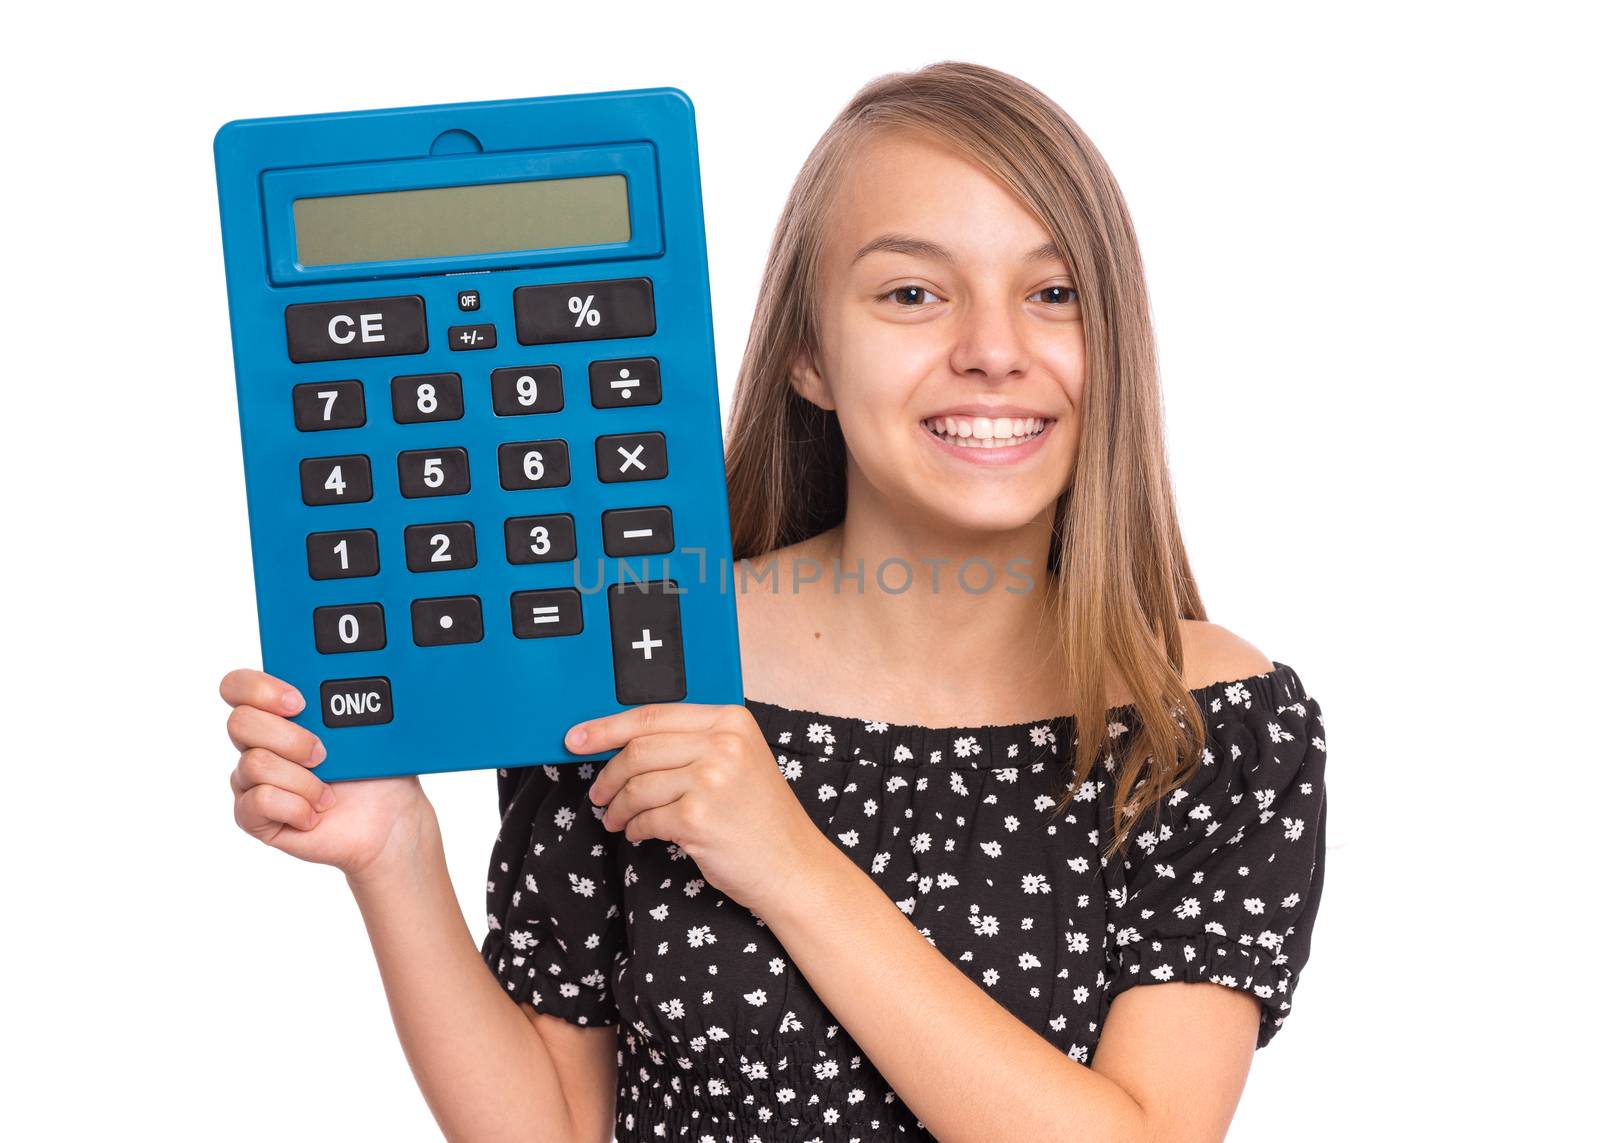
[1029,285,1079,304]
[881,285,943,306]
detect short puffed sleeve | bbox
[479,760,625,1027]
[1100,662,1328,1049]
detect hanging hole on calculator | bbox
[430,129,483,156]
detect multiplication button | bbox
[607,579,686,704]
[411,596,484,647]
[320,676,393,728]
[590,357,661,408]
[601,507,674,557]
[510,588,583,638]
[596,432,667,483]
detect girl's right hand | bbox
[222,668,434,880]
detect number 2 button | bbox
[404,522,477,572]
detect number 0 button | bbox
[301,455,373,505]
[397,447,470,498]
[313,603,386,654]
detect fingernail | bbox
[284,689,305,714]
[567,725,587,748]
[318,786,336,809]
[310,740,327,764]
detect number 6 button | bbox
[498,440,571,490]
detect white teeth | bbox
[922,414,1051,448]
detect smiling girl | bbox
[222,61,1328,1142]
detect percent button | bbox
[514,277,656,346]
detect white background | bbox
[4,1,1593,1139]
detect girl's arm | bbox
[345,813,616,1143]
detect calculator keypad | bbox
[411,596,484,646]
[498,440,571,490]
[313,603,386,653]
[397,447,471,498]
[301,455,373,505]
[511,588,584,638]
[290,275,700,727]
[307,529,380,579]
[293,381,366,431]
[404,522,477,572]
[491,366,563,416]
[596,432,668,483]
[391,373,464,424]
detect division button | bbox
[498,439,571,490]
[601,506,675,557]
[300,454,373,505]
[285,296,427,363]
[510,588,584,639]
[490,365,564,416]
[589,357,661,408]
[397,447,471,498]
[448,323,497,351]
[293,380,366,431]
[313,603,386,654]
[503,513,577,564]
[320,676,393,728]
[595,432,667,483]
[514,277,655,345]
[403,521,477,572]
[391,373,464,424]
[411,595,484,646]
[607,579,686,704]
[306,528,380,580]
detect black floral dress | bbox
[480,662,1328,1141]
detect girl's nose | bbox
[948,291,1031,381]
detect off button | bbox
[320,676,394,728]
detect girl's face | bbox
[794,130,1085,542]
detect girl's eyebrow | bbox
[852,232,1065,266]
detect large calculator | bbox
[213,89,743,781]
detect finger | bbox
[226,704,326,767]
[236,782,322,835]
[220,668,306,717]
[588,731,706,805]
[600,766,692,832]
[232,747,336,811]
[566,702,720,754]
[621,803,676,845]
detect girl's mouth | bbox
[919,414,1053,448]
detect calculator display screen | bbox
[292,174,631,267]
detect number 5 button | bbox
[596,432,667,483]
[397,447,470,497]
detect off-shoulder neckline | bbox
[743,661,1308,768]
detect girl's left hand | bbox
[568,703,823,917]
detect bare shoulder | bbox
[1179,619,1275,691]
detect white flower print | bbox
[953,736,980,758]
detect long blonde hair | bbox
[723,60,1209,862]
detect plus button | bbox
[631,627,664,660]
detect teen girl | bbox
[221,61,1328,1142]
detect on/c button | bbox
[320,676,394,728]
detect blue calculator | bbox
[213,88,743,781]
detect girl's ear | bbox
[789,343,837,411]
